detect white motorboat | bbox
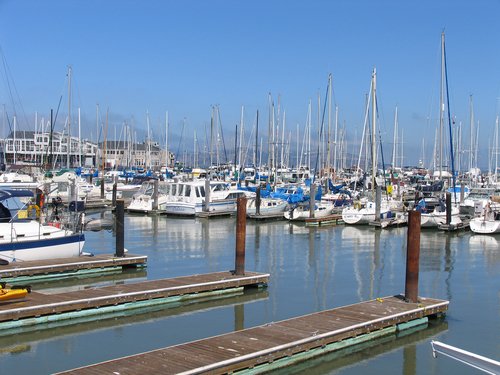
[469,201,500,234]
[246,197,288,217]
[342,200,394,225]
[164,180,250,217]
[126,180,170,214]
[284,202,336,221]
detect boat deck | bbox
[0,254,147,281]
[56,294,448,374]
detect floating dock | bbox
[305,214,344,226]
[0,271,269,331]
[247,212,285,221]
[438,219,470,232]
[57,294,448,374]
[0,254,147,282]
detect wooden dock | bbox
[0,271,269,330]
[305,214,344,226]
[0,254,147,282]
[57,294,448,374]
[247,212,285,221]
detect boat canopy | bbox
[0,189,34,202]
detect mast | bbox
[78,107,81,167]
[392,106,398,169]
[371,68,377,194]
[496,116,499,183]
[254,110,259,168]
[67,65,72,168]
[165,111,169,168]
[439,33,445,179]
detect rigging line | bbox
[0,46,29,128]
[175,118,185,165]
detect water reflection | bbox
[0,288,268,349]
[2,212,498,375]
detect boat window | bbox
[198,186,205,197]
[184,185,191,197]
[171,184,177,196]
[0,202,11,222]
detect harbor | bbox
[2,2,500,374]
[0,212,498,374]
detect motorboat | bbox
[246,197,288,217]
[470,201,500,234]
[126,180,170,214]
[284,201,336,221]
[342,200,395,225]
[164,180,250,217]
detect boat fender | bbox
[354,201,361,210]
[27,204,40,218]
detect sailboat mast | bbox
[165,111,169,168]
[371,68,377,194]
[67,65,72,168]
[439,33,445,180]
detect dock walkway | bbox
[0,254,147,281]
[0,271,269,329]
[58,294,448,374]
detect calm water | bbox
[0,213,499,374]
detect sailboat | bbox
[342,68,398,225]
[420,32,462,229]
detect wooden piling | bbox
[445,192,452,225]
[255,187,261,216]
[309,184,316,219]
[115,199,125,257]
[235,196,247,275]
[375,185,381,222]
[204,178,211,212]
[112,178,117,207]
[152,179,159,211]
[405,210,421,303]
[100,177,105,199]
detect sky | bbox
[1,0,500,171]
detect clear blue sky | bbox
[1,0,500,170]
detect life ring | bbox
[27,204,40,218]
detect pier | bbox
[0,271,269,330]
[57,295,447,374]
[0,254,147,282]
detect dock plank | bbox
[57,295,448,374]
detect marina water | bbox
[0,213,499,374]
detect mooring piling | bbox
[255,186,261,216]
[445,192,452,225]
[235,196,247,275]
[115,199,125,257]
[152,179,159,211]
[405,210,421,303]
